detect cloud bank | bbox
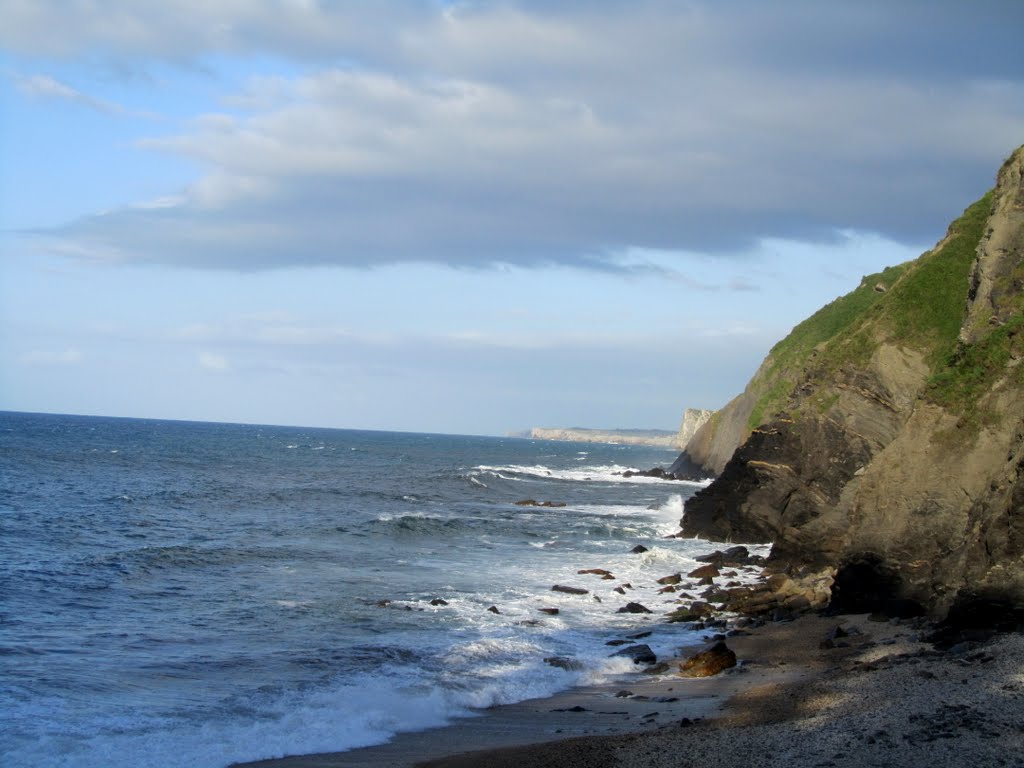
[10,1,1024,270]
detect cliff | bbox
[678,145,1024,624]
[531,409,715,450]
[676,408,714,449]
[529,427,679,448]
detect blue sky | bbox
[1,1,1022,436]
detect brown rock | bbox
[657,573,683,585]
[678,641,737,677]
[688,564,721,579]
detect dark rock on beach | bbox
[678,641,737,677]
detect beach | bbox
[237,612,1024,768]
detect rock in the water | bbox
[695,546,752,565]
[678,641,737,677]
[611,644,657,665]
[430,598,449,606]
[578,568,613,576]
[515,499,567,507]
[666,601,714,623]
[630,545,649,554]
[539,607,560,615]
[544,656,583,671]
[688,564,721,579]
[617,602,653,614]
[552,584,589,595]
[487,605,501,614]
[657,573,683,585]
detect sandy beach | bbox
[233,612,1024,768]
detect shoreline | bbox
[233,612,1024,768]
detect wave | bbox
[472,463,710,486]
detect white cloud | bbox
[14,2,1024,271]
[198,351,229,371]
[15,73,121,113]
[20,348,84,366]
[12,72,159,119]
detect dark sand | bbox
[232,612,1024,768]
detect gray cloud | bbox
[10,1,1024,270]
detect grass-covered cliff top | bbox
[746,191,994,429]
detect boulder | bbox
[657,573,683,585]
[688,564,721,579]
[617,602,653,614]
[611,644,657,665]
[694,546,751,565]
[678,641,737,677]
[551,585,589,595]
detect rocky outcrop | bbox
[679,145,1024,623]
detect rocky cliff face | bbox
[679,145,1024,622]
[676,408,714,449]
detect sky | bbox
[1,1,1022,436]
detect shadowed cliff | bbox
[675,145,1024,622]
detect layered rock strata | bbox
[677,146,1024,622]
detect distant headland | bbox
[518,408,714,449]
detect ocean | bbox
[0,411,765,767]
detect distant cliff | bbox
[529,427,679,448]
[675,145,1024,624]
[676,408,714,448]
[531,408,715,449]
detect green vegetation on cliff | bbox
[746,192,993,430]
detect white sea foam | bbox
[3,673,473,768]
[474,463,711,486]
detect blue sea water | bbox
[0,411,763,767]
